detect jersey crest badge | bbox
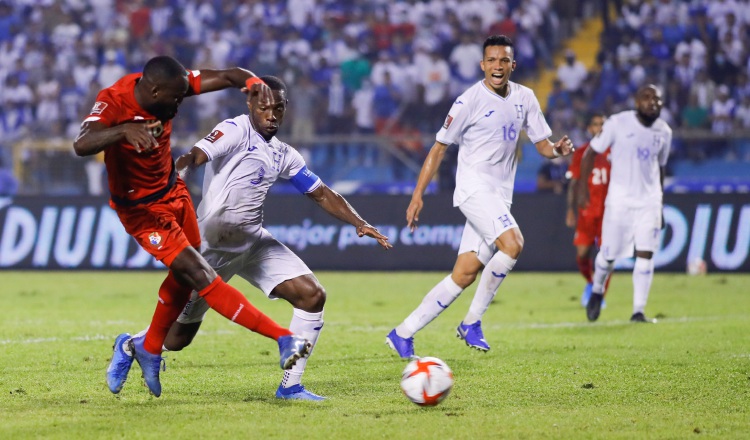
[90,101,108,115]
[443,115,453,129]
[148,232,162,246]
[204,130,224,143]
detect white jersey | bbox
[590,110,671,208]
[194,114,321,253]
[436,80,552,206]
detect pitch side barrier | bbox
[0,194,748,272]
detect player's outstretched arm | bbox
[307,183,392,250]
[74,120,160,156]
[576,147,596,209]
[534,136,574,159]
[175,146,209,179]
[407,141,448,232]
[566,177,578,228]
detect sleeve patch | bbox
[443,115,453,129]
[204,130,224,143]
[90,101,108,115]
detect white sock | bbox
[396,275,464,338]
[632,257,654,314]
[281,308,324,388]
[464,251,516,324]
[592,252,614,294]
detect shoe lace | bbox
[469,322,485,339]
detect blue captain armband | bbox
[290,166,322,194]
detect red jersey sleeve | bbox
[83,88,121,127]
[186,70,201,96]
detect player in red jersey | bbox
[566,113,610,307]
[73,56,311,397]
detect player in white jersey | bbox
[112,76,392,400]
[579,84,671,323]
[385,35,575,358]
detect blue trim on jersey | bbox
[289,166,321,194]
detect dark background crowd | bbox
[0,0,748,197]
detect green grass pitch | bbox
[1,271,748,439]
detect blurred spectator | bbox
[352,78,375,134]
[418,49,451,131]
[0,156,18,196]
[681,94,710,129]
[556,49,587,92]
[536,156,569,194]
[736,95,750,129]
[449,33,483,96]
[710,85,736,135]
[373,71,402,134]
[98,50,127,89]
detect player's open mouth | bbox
[491,73,504,80]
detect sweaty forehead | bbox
[256,90,287,105]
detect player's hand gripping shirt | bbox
[568,142,611,217]
[194,114,321,253]
[82,71,202,202]
[436,80,552,206]
[590,110,671,208]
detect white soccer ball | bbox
[687,258,707,275]
[400,356,454,406]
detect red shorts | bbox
[573,209,603,247]
[112,180,200,267]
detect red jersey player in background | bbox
[73,56,311,398]
[566,112,610,307]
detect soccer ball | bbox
[687,258,707,275]
[400,357,454,406]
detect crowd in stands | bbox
[0,0,747,196]
[545,0,750,165]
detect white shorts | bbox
[456,191,518,265]
[177,229,312,324]
[600,204,662,260]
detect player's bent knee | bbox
[300,285,326,313]
[453,272,477,289]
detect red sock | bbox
[144,271,192,354]
[199,276,292,341]
[603,275,612,297]
[576,255,593,284]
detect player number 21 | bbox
[592,168,608,185]
[501,124,517,141]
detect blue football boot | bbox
[275,383,326,401]
[581,283,593,307]
[456,321,490,351]
[385,329,415,359]
[106,333,134,394]
[278,335,311,370]
[131,335,165,397]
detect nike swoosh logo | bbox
[437,301,449,309]
[491,271,506,278]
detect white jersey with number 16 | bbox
[436,80,552,207]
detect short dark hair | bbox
[260,75,288,95]
[483,35,514,55]
[588,111,606,122]
[143,56,187,84]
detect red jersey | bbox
[82,71,201,202]
[568,141,611,216]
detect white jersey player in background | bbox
[112,76,392,400]
[580,84,671,323]
[385,35,575,358]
